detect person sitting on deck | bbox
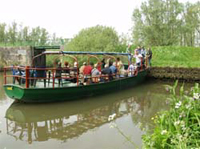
[101,58,106,69]
[62,61,70,81]
[12,66,25,85]
[109,61,117,78]
[83,62,94,84]
[101,64,113,81]
[79,62,86,85]
[63,61,70,74]
[70,61,78,83]
[55,62,62,87]
[91,63,101,83]
[127,62,137,77]
[116,57,125,77]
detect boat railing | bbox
[3,62,147,89]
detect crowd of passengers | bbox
[11,45,152,87]
[55,46,152,86]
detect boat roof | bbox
[44,51,131,56]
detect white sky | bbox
[0,0,198,38]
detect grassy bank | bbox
[151,46,200,68]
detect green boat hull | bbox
[4,70,147,103]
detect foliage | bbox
[132,0,200,47]
[143,81,200,148]
[65,25,119,52]
[151,46,200,67]
[0,21,68,46]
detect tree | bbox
[8,21,18,45]
[0,23,7,43]
[40,28,49,45]
[65,25,119,52]
[132,0,199,46]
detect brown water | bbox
[0,73,192,149]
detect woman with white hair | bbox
[91,63,101,83]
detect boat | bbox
[3,50,148,103]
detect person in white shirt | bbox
[134,50,143,68]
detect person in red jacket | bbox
[83,62,94,85]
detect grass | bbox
[142,81,200,148]
[151,46,200,68]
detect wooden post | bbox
[25,66,29,88]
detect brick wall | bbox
[0,46,33,68]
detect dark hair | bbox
[64,61,69,66]
[117,57,120,61]
[90,62,94,66]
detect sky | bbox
[0,0,198,38]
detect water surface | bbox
[0,73,190,149]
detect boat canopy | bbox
[43,51,131,56]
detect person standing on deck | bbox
[126,44,133,64]
[55,62,62,87]
[134,50,143,70]
[146,48,152,67]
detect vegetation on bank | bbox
[151,46,200,68]
[143,81,200,148]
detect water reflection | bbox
[5,81,169,145]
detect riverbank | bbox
[148,67,200,82]
[151,46,200,68]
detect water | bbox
[0,73,192,149]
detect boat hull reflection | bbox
[5,83,169,144]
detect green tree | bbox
[8,21,18,45]
[22,26,30,45]
[65,25,119,52]
[0,23,7,43]
[132,0,199,46]
[40,28,49,45]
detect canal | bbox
[0,73,192,149]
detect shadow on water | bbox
[4,79,170,146]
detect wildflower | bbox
[161,130,167,135]
[193,93,200,100]
[175,101,182,109]
[185,104,191,109]
[176,134,183,141]
[108,113,116,121]
[179,112,186,118]
[180,121,185,128]
[174,120,180,126]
